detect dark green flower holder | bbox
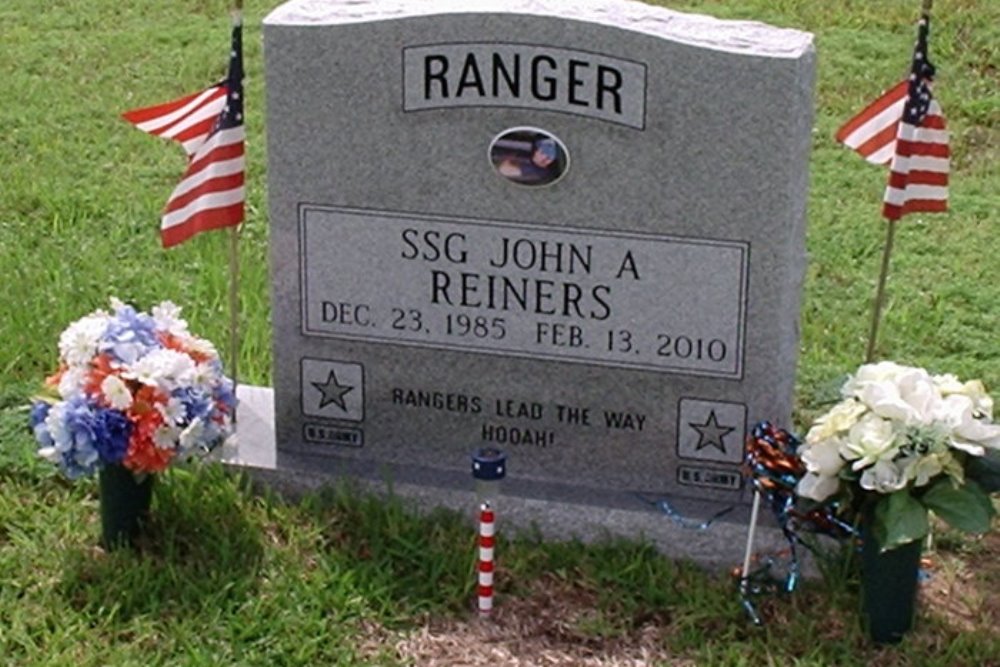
[860,517,922,644]
[99,464,154,550]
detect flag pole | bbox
[228,226,240,414]
[739,489,762,602]
[864,219,896,363]
[864,0,933,363]
[228,0,244,417]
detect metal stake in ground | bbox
[739,488,763,616]
[471,448,506,616]
[478,502,496,616]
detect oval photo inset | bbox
[489,127,569,187]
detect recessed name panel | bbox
[300,206,747,377]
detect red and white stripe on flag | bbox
[124,19,244,247]
[124,84,244,247]
[834,81,909,166]
[160,124,245,247]
[123,86,229,160]
[881,99,949,220]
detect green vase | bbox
[860,512,922,644]
[99,463,154,550]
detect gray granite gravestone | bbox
[260,0,815,553]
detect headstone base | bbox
[223,385,807,571]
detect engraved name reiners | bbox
[403,43,646,128]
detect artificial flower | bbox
[840,413,898,470]
[58,312,109,367]
[859,459,907,494]
[794,361,999,551]
[797,471,840,502]
[100,374,133,411]
[800,436,844,477]
[898,451,945,487]
[805,398,866,443]
[30,299,236,478]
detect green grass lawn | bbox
[1,0,998,665]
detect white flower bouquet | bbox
[796,361,1000,551]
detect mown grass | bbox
[2,409,998,666]
[1,0,998,665]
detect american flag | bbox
[123,17,245,247]
[835,15,949,220]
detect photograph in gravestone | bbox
[262,0,815,525]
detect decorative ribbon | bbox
[739,421,857,624]
[636,493,735,530]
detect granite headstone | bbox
[261,0,815,537]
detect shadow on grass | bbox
[59,465,264,622]
[302,483,477,622]
[302,484,999,664]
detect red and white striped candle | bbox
[477,502,495,615]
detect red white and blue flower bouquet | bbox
[29,298,236,548]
